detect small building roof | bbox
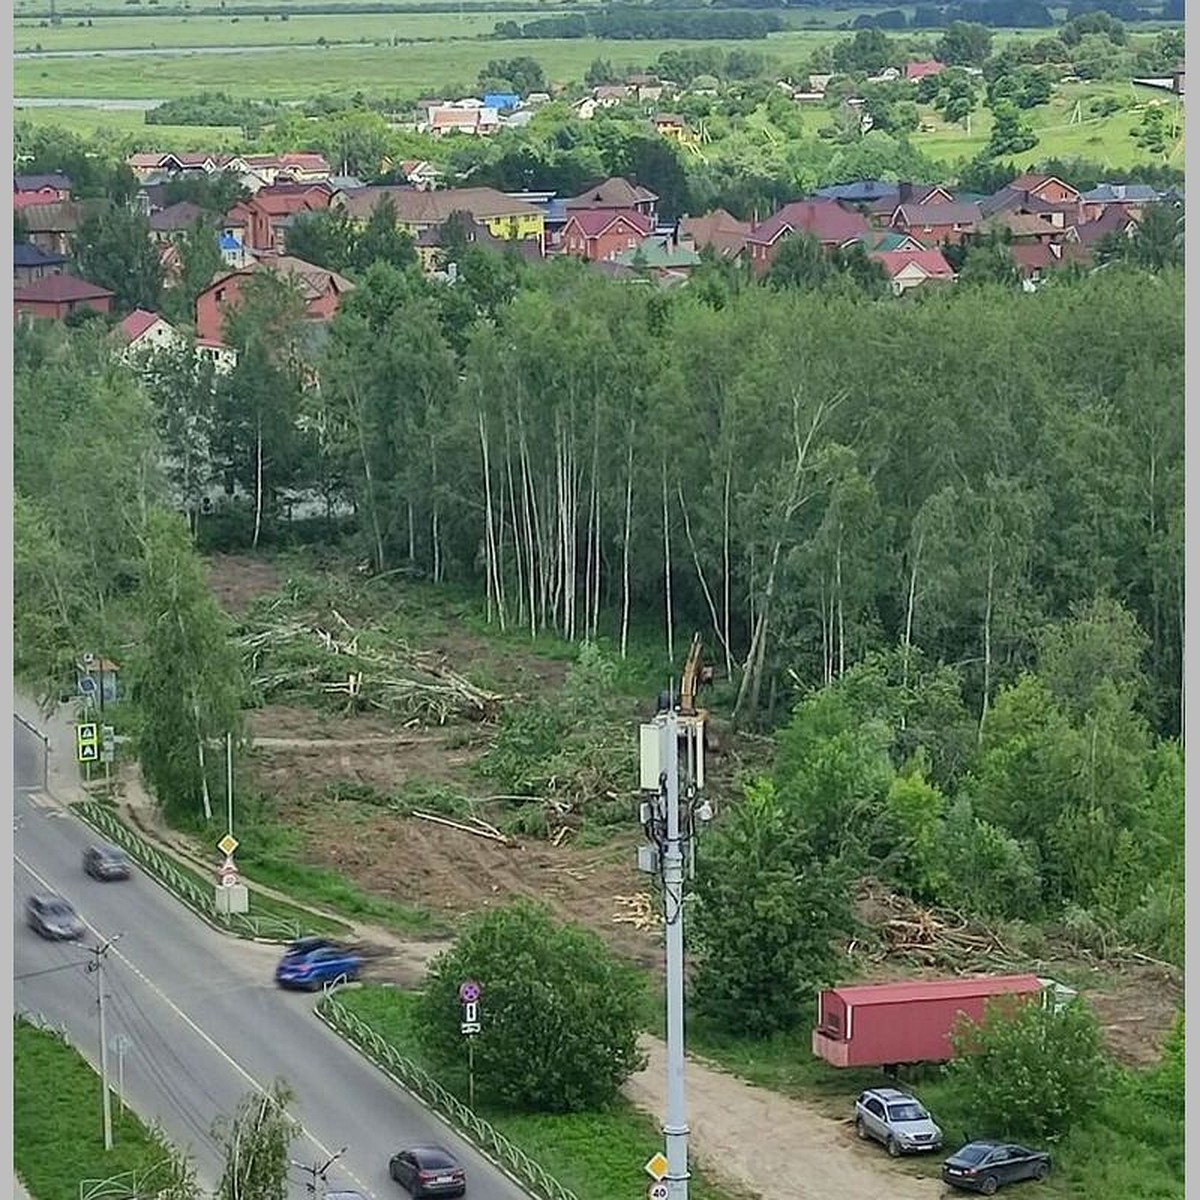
[563,208,654,238]
[13,242,67,268]
[828,975,1043,1006]
[118,308,168,341]
[14,272,115,303]
[149,200,209,232]
[15,172,72,192]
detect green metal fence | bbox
[317,990,581,1200]
[73,802,306,944]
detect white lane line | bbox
[13,851,377,1199]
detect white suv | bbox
[855,1087,943,1156]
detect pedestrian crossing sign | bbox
[77,722,99,763]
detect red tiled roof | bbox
[829,975,1043,1006]
[1010,242,1090,274]
[1075,207,1134,244]
[278,152,331,170]
[118,308,164,341]
[905,59,945,80]
[252,190,325,217]
[14,272,114,302]
[871,247,955,280]
[562,208,654,238]
[747,198,870,247]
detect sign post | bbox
[76,723,99,788]
[213,833,248,915]
[459,980,482,1109]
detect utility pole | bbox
[226,731,235,839]
[86,937,122,1151]
[638,699,713,1200]
[658,711,689,1200]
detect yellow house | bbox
[330,185,544,251]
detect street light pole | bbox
[658,711,690,1200]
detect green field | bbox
[12,31,840,97]
[13,9,520,50]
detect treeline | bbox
[495,8,783,40]
[146,92,284,130]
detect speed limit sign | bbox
[648,1185,669,1200]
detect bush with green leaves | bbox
[414,900,646,1113]
[949,993,1110,1140]
[690,779,856,1038]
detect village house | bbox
[226,184,332,254]
[611,234,701,284]
[194,255,355,343]
[126,152,230,182]
[14,173,73,209]
[427,105,501,137]
[676,209,751,261]
[865,182,956,223]
[1009,240,1091,288]
[744,199,871,275]
[19,199,108,257]
[905,59,946,82]
[149,201,210,243]
[414,214,545,274]
[13,242,67,287]
[1080,182,1164,223]
[331,186,545,251]
[396,160,442,191]
[115,308,184,361]
[980,174,1084,228]
[558,208,654,261]
[565,177,659,224]
[891,200,982,245]
[651,113,692,143]
[869,246,956,294]
[14,273,114,321]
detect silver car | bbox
[855,1087,943,1156]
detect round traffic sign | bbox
[459,980,482,1004]
[648,1184,669,1200]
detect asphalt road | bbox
[12,717,529,1200]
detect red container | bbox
[811,975,1043,1068]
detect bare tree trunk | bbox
[408,502,416,566]
[900,529,923,730]
[352,390,385,572]
[251,415,264,550]
[620,431,634,659]
[661,460,674,665]
[430,444,441,584]
[504,426,525,631]
[678,481,732,671]
[836,537,846,678]
[979,551,995,745]
[722,463,733,680]
[479,410,504,629]
[193,699,213,822]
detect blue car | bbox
[275,937,362,990]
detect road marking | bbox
[13,852,377,1200]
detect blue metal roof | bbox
[218,232,242,250]
[483,92,520,112]
[13,242,66,267]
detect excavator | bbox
[658,632,720,752]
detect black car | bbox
[84,844,132,881]
[942,1141,1052,1195]
[26,894,85,940]
[388,1145,466,1198]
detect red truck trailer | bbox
[811,975,1044,1069]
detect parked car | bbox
[388,1146,466,1198]
[274,937,362,990]
[26,894,85,940]
[942,1140,1051,1194]
[854,1086,943,1155]
[83,844,132,881]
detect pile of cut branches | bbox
[850,878,1029,973]
[239,600,502,725]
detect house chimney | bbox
[898,181,914,204]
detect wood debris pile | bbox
[851,879,1026,972]
[612,893,661,932]
[239,604,502,725]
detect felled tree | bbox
[414,899,646,1112]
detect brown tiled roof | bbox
[19,199,107,233]
[566,176,658,209]
[335,186,542,225]
[679,209,750,258]
[747,199,870,247]
[14,272,114,302]
[149,201,209,232]
[893,201,982,228]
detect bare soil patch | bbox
[207,553,283,616]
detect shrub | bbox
[414,899,646,1113]
[949,992,1110,1140]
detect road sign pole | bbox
[468,1037,475,1110]
[226,731,234,839]
[659,711,689,1200]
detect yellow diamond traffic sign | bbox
[217,833,239,857]
[644,1153,669,1182]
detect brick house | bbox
[558,208,654,261]
[891,201,982,245]
[13,242,67,287]
[14,172,72,209]
[1009,241,1091,287]
[1079,183,1163,223]
[14,273,114,320]
[565,177,659,223]
[226,185,331,254]
[676,209,752,261]
[867,183,956,224]
[744,199,871,275]
[981,176,1084,229]
[194,255,354,343]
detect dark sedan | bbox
[389,1145,466,1198]
[26,894,85,940]
[942,1140,1051,1194]
[84,844,133,881]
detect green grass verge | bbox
[15,1021,180,1200]
[686,1019,1184,1200]
[335,985,755,1200]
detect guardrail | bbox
[317,989,581,1200]
[16,1008,72,1044]
[73,801,308,944]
